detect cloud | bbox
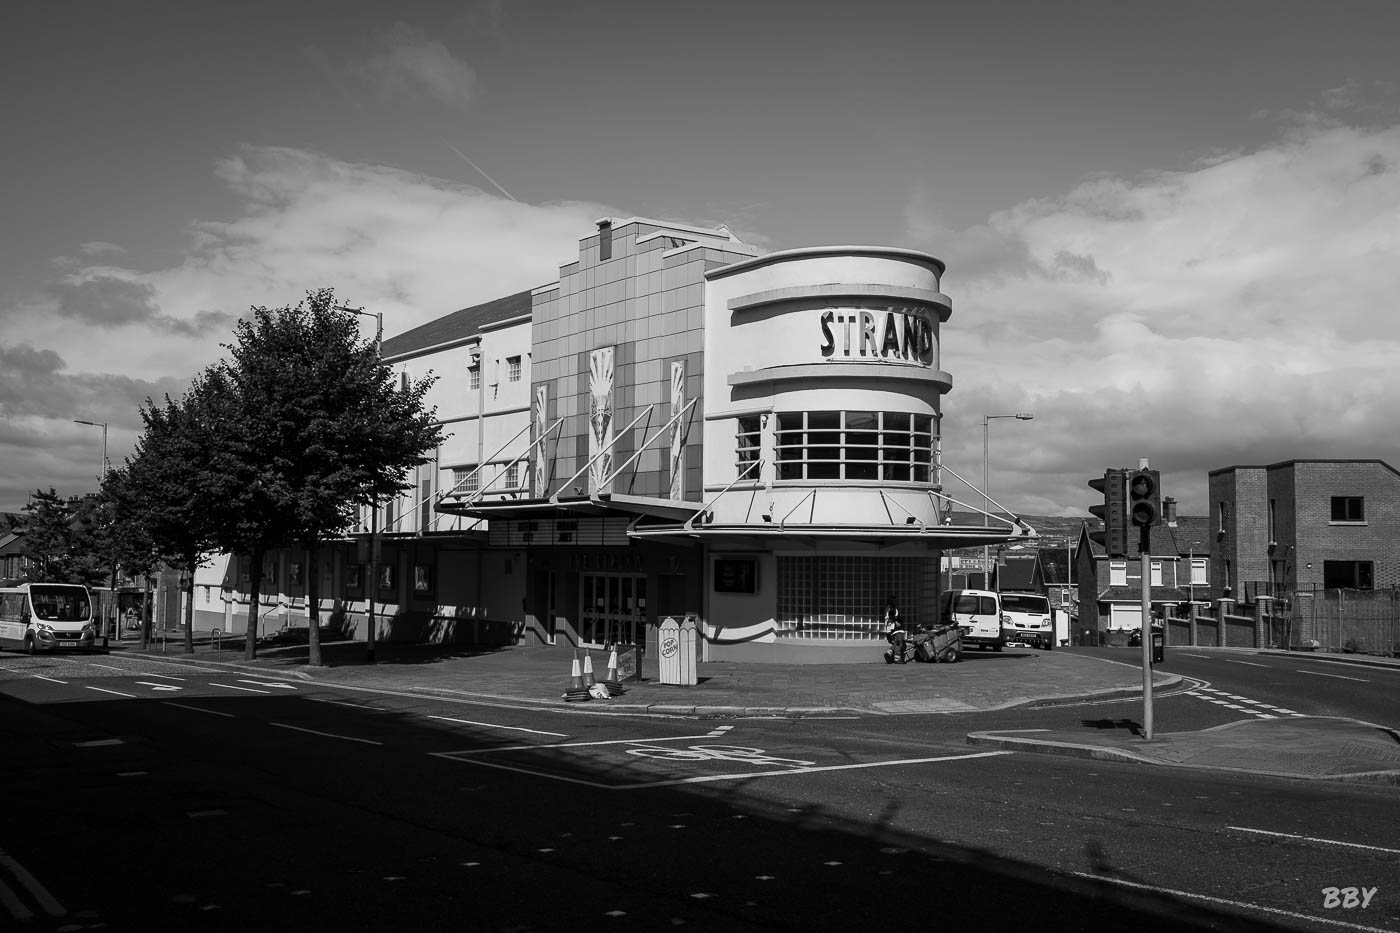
[907,120,1400,518]
[0,145,612,509]
[352,22,477,109]
[79,241,126,256]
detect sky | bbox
[4,0,1400,524]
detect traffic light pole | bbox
[1140,522,1154,741]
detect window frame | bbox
[774,410,935,483]
[507,356,522,383]
[1330,496,1364,523]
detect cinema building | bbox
[194,217,1033,661]
[388,217,1027,663]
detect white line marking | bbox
[164,702,235,718]
[211,682,270,694]
[74,738,123,747]
[271,722,382,745]
[1223,659,1268,666]
[0,849,65,918]
[1228,826,1400,856]
[444,732,725,757]
[85,685,136,698]
[1297,669,1369,683]
[88,663,124,671]
[239,679,296,690]
[135,682,182,691]
[1071,871,1393,932]
[31,675,67,684]
[307,697,385,711]
[435,750,1013,790]
[427,715,567,737]
[1180,653,1212,658]
[144,673,186,681]
[0,876,33,921]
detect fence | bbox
[1159,589,1400,657]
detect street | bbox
[0,648,1397,932]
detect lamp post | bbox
[981,413,1033,584]
[334,305,383,663]
[73,419,108,482]
[75,419,114,644]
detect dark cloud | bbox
[0,341,190,422]
[159,308,239,338]
[44,277,160,327]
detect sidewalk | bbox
[112,636,1400,785]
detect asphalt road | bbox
[1,650,1397,932]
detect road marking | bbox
[438,747,1012,791]
[85,685,136,698]
[1180,653,1212,658]
[239,679,296,690]
[1297,669,1369,682]
[88,663,124,671]
[0,848,66,919]
[31,675,67,684]
[164,702,235,718]
[271,722,383,745]
[1223,659,1269,667]
[1070,871,1393,933]
[135,681,182,692]
[144,673,186,681]
[307,697,387,711]
[75,738,123,747]
[427,715,567,737]
[1228,826,1400,856]
[211,682,270,694]
[445,729,733,757]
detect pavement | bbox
[106,632,1400,786]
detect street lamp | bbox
[73,419,108,483]
[981,413,1033,583]
[334,305,383,663]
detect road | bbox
[0,649,1396,932]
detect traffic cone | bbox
[582,650,597,689]
[562,651,591,702]
[602,644,625,696]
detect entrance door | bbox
[580,573,647,647]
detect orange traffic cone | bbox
[582,650,597,689]
[603,644,625,696]
[562,651,591,702]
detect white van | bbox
[0,583,97,654]
[1000,592,1053,649]
[940,588,1004,652]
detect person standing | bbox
[884,596,907,663]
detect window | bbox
[736,415,762,481]
[1109,561,1127,587]
[1330,496,1364,522]
[775,554,931,639]
[599,222,612,261]
[1150,560,1163,587]
[1217,501,1228,533]
[505,462,520,489]
[1324,560,1373,589]
[1190,558,1207,585]
[452,467,479,495]
[1268,499,1276,540]
[507,356,522,382]
[469,365,480,391]
[775,410,935,482]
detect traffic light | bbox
[1128,468,1161,528]
[1088,469,1128,558]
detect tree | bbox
[19,488,108,586]
[104,384,220,654]
[201,289,444,663]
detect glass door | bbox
[580,573,646,647]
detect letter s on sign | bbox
[819,310,835,358]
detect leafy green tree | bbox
[201,289,443,663]
[103,464,183,650]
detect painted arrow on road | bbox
[135,681,182,692]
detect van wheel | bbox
[994,644,1003,652]
[24,635,37,655]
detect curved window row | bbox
[775,411,935,482]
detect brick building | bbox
[1208,459,1400,605]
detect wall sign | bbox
[713,557,758,594]
[818,308,934,365]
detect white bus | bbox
[0,583,97,654]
